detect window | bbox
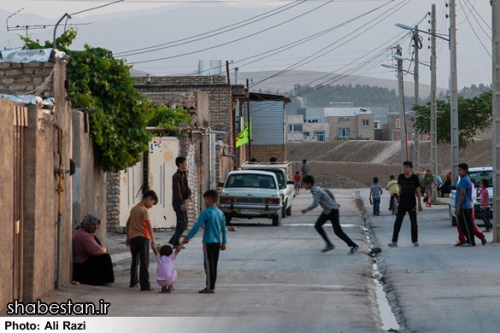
[395,119,401,129]
[288,124,302,132]
[315,131,325,142]
[303,132,310,137]
[362,119,369,126]
[338,128,350,137]
[338,117,350,122]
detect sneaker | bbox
[481,238,487,246]
[159,287,169,293]
[454,242,464,247]
[321,244,335,252]
[483,229,492,233]
[198,287,214,294]
[413,242,419,247]
[461,243,473,247]
[140,287,153,291]
[388,242,397,248]
[349,245,359,254]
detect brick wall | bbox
[0,61,56,97]
[251,145,287,163]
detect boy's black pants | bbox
[203,243,221,290]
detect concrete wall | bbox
[0,99,17,311]
[22,58,73,301]
[71,110,107,243]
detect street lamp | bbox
[396,1,459,186]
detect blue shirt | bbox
[370,184,382,199]
[187,206,227,244]
[455,174,473,209]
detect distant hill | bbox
[237,69,444,98]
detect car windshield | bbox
[226,174,277,189]
[259,169,286,189]
[469,170,492,189]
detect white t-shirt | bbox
[156,253,177,281]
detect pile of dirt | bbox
[287,135,492,189]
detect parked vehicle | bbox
[219,170,283,226]
[449,167,493,226]
[241,161,295,218]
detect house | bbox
[324,107,374,140]
[238,92,291,163]
[0,49,107,310]
[285,107,375,142]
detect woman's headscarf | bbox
[79,214,101,232]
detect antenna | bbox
[6,8,89,39]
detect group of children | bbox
[128,189,227,294]
[368,161,492,248]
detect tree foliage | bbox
[21,28,190,172]
[413,91,492,149]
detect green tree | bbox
[21,28,189,172]
[413,90,492,149]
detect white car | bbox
[219,170,283,226]
[241,162,295,218]
[449,167,493,226]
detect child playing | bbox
[385,175,399,211]
[178,190,227,294]
[153,244,180,293]
[294,171,302,195]
[369,177,383,216]
[479,179,493,232]
[423,169,436,207]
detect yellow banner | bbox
[236,119,251,147]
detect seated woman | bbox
[72,214,114,286]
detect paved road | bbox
[10,189,500,333]
[367,188,500,333]
[25,189,382,333]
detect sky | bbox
[0,0,493,93]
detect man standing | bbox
[301,175,359,254]
[169,156,192,248]
[454,163,475,246]
[126,190,158,291]
[388,161,423,248]
[301,159,310,178]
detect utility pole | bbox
[413,26,420,172]
[430,5,438,201]
[396,45,407,164]
[491,0,499,242]
[449,0,459,184]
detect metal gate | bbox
[13,105,27,301]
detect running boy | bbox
[178,190,227,294]
[388,161,423,247]
[301,175,359,254]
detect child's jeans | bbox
[482,207,493,229]
[373,198,380,215]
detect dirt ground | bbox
[287,132,492,189]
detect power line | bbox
[249,0,410,88]
[115,0,304,56]
[127,0,335,64]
